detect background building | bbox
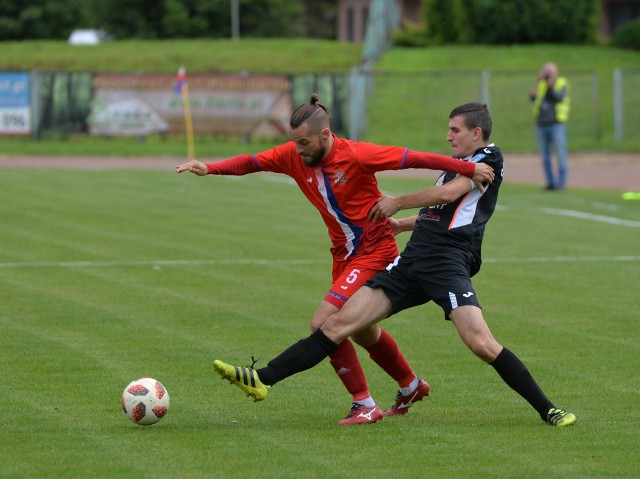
[337,0,421,42]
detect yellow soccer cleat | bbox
[213,359,270,402]
[545,408,577,427]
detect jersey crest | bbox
[333,171,347,185]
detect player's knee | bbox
[467,338,501,363]
[320,312,349,343]
[309,312,329,332]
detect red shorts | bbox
[324,240,398,308]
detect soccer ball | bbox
[121,377,170,426]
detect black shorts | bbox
[365,254,481,320]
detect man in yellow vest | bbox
[530,62,571,191]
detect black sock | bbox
[490,347,554,419]
[256,330,338,386]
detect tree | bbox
[0,0,87,39]
[425,0,599,45]
[0,0,335,40]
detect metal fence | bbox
[29,71,346,138]
[350,69,609,152]
[614,68,640,143]
[27,68,638,151]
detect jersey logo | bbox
[419,210,441,221]
[307,177,313,183]
[333,171,347,185]
[396,389,422,409]
[358,408,378,421]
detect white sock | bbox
[398,377,420,396]
[355,396,376,407]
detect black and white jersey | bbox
[400,145,504,276]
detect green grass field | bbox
[1,167,639,478]
[0,39,362,74]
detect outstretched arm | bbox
[176,155,260,176]
[369,174,474,222]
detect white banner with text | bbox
[88,73,292,138]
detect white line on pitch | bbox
[0,259,325,269]
[0,256,638,269]
[536,207,640,228]
[483,255,640,264]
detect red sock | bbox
[366,329,416,388]
[329,339,370,402]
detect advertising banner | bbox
[0,72,31,134]
[88,73,292,138]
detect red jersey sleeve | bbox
[205,143,297,176]
[252,142,298,174]
[405,150,475,178]
[205,155,261,175]
[351,141,474,178]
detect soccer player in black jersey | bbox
[213,102,576,427]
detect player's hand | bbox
[387,217,402,236]
[369,195,401,222]
[175,159,207,176]
[472,162,494,187]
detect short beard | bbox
[302,145,325,167]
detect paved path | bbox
[0,153,638,191]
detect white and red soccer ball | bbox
[121,378,170,425]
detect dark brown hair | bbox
[450,102,492,141]
[289,93,330,132]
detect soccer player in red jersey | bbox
[176,94,494,425]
